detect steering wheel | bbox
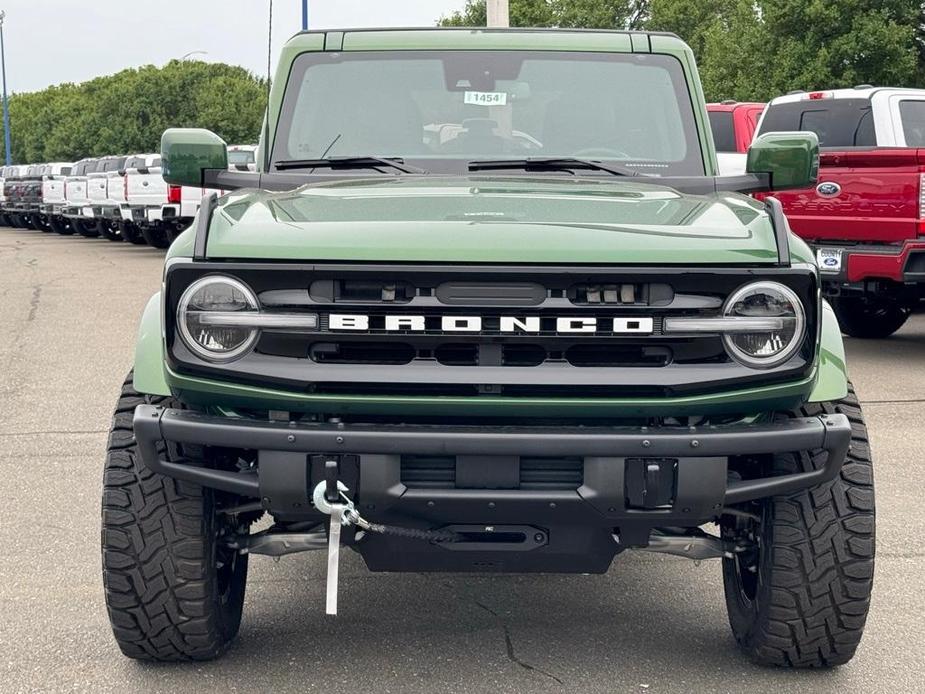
[573,147,632,159]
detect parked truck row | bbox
[0,144,256,247]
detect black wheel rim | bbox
[724,506,763,606]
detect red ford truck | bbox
[756,87,925,338]
[707,101,765,175]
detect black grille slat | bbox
[401,455,583,490]
[520,457,583,490]
[401,455,456,488]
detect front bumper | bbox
[135,404,849,516]
[815,240,925,284]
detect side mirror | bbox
[746,131,819,191]
[161,128,228,187]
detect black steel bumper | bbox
[135,405,850,510]
[134,405,851,572]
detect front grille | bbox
[166,263,818,400]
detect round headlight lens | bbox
[723,282,805,368]
[177,276,259,362]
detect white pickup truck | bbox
[40,162,74,233]
[122,154,222,248]
[118,153,161,244]
[62,158,103,237]
[227,144,257,170]
[87,155,128,241]
[0,164,22,226]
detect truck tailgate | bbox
[771,148,923,243]
[43,179,65,204]
[126,169,167,206]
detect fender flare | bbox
[808,299,848,403]
[132,292,171,396]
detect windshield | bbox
[272,50,704,176]
[228,149,255,165]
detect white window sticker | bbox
[464,90,508,106]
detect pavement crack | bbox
[861,398,925,405]
[27,284,42,322]
[0,429,107,438]
[473,598,564,686]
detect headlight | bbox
[722,281,805,368]
[177,276,260,362]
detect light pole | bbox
[301,0,308,31]
[180,50,208,61]
[487,0,509,27]
[0,11,11,166]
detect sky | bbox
[0,0,468,94]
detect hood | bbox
[192,176,785,265]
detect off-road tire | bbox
[141,224,170,249]
[49,217,75,235]
[102,373,249,661]
[118,220,147,245]
[101,221,122,242]
[722,383,874,667]
[832,296,910,339]
[76,219,101,238]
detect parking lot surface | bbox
[1,229,923,693]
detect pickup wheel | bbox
[118,221,147,245]
[100,221,122,242]
[75,220,101,238]
[31,214,50,232]
[140,224,171,249]
[102,373,249,661]
[49,217,75,235]
[721,384,874,667]
[20,214,35,230]
[831,295,910,339]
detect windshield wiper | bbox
[274,156,428,174]
[468,157,641,177]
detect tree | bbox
[0,60,266,164]
[438,0,925,102]
[438,0,649,29]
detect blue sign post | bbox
[302,0,308,31]
[0,11,11,166]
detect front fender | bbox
[132,292,170,396]
[808,299,848,403]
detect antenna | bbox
[263,0,273,172]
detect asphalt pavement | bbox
[1,228,923,693]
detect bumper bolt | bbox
[287,434,295,443]
[488,502,496,509]
[690,440,700,448]
[534,533,545,543]
[336,436,344,444]
[642,439,651,448]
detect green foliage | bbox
[2,60,266,164]
[438,0,925,101]
[438,1,649,29]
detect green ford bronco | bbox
[102,28,874,666]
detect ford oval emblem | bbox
[816,181,841,197]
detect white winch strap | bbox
[325,506,343,616]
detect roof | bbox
[280,26,689,54]
[768,86,925,105]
